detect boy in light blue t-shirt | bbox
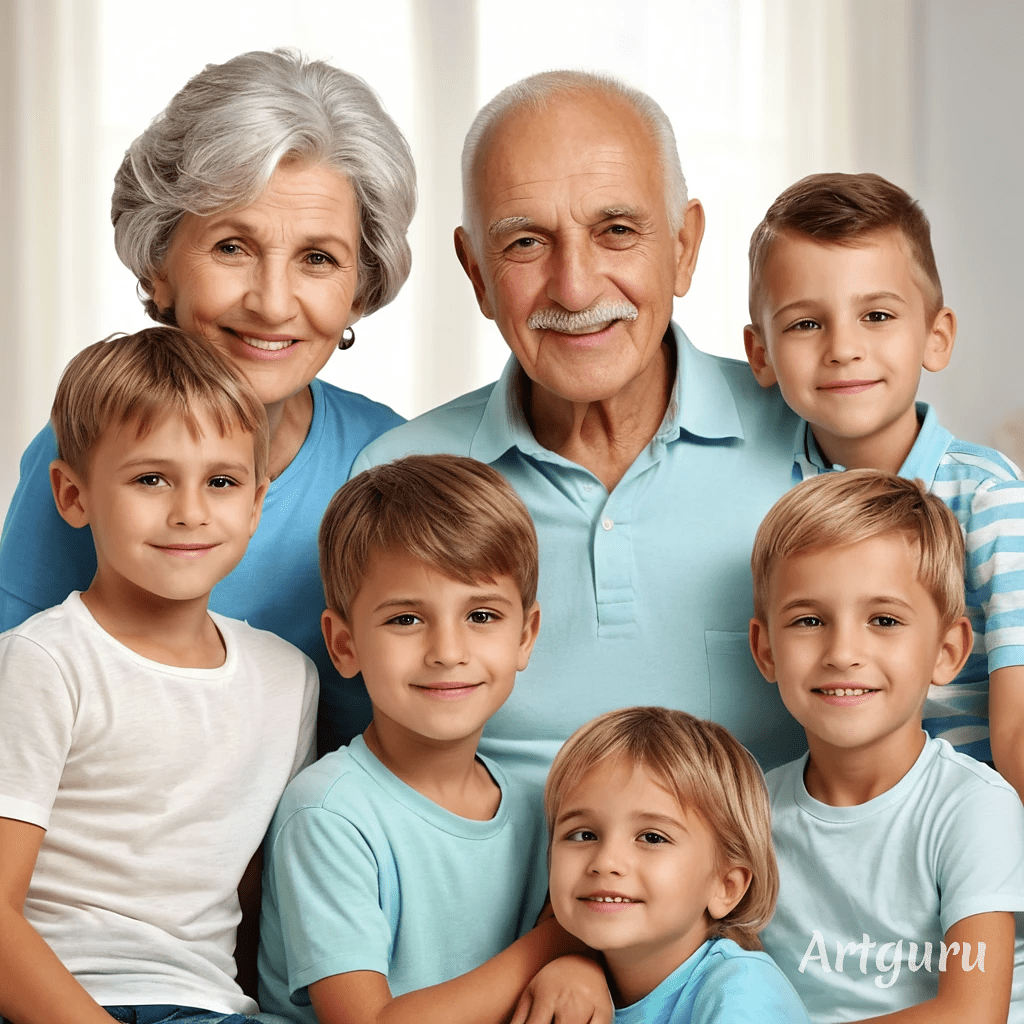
[743,171,1024,793]
[749,471,1024,1022]
[258,454,611,1024]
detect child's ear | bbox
[708,863,752,922]
[931,615,973,688]
[517,601,542,672]
[922,306,957,373]
[49,460,89,528]
[322,609,361,679]
[748,618,778,683]
[743,325,778,389]
[249,477,270,537]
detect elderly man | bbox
[353,70,804,785]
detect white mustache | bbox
[526,302,639,333]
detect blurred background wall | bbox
[1,0,1021,520]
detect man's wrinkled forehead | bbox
[467,91,663,237]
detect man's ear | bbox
[743,325,778,388]
[322,609,360,679]
[673,199,706,299]
[748,618,778,683]
[931,615,973,688]
[49,460,89,528]
[517,601,542,672]
[454,227,495,320]
[922,306,957,373]
[708,863,753,922]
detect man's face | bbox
[456,90,702,409]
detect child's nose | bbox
[822,622,865,669]
[170,486,211,527]
[824,323,865,364]
[587,839,627,876]
[426,621,470,667]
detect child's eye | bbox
[135,474,166,487]
[386,613,422,627]
[638,831,668,845]
[208,476,237,489]
[565,828,598,843]
[864,310,893,323]
[788,318,821,331]
[468,610,498,624]
[791,615,823,628]
[870,614,901,628]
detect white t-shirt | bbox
[0,592,318,1015]
[763,737,1024,1022]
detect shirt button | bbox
[602,517,614,531]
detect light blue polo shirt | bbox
[794,403,1024,762]
[352,324,806,786]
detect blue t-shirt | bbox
[354,324,806,787]
[614,938,808,1023]
[0,379,402,752]
[258,735,549,1024]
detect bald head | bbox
[460,70,688,248]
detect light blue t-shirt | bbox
[258,734,549,1024]
[793,403,1024,762]
[763,737,1024,1022]
[614,937,808,1023]
[0,379,402,752]
[353,324,807,787]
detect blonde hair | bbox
[51,327,269,482]
[751,470,965,626]
[319,454,538,619]
[544,706,778,951]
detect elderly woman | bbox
[0,49,415,753]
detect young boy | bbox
[743,171,1024,793]
[258,455,609,1024]
[748,470,1024,1023]
[0,327,318,1024]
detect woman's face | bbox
[151,160,362,413]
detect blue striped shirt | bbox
[794,403,1024,762]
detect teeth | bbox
[241,335,294,351]
[590,896,637,903]
[820,688,872,696]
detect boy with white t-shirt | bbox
[0,328,318,1024]
[748,470,1024,1023]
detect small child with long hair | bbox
[543,706,809,1022]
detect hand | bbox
[510,954,613,1024]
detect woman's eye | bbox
[216,241,244,256]
[305,250,336,266]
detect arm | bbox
[0,817,114,1024]
[235,844,264,1001]
[841,913,1014,1024]
[309,916,594,1024]
[988,665,1024,798]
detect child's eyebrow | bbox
[119,456,252,475]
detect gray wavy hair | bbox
[461,69,687,242]
[112,49,417,323]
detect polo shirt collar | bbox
[467,321,744,463]
[793,401,953,487]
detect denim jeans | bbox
[103,1008,292,1024]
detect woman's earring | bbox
[339,327,356,350]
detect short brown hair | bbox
[544,706,778,952]
[51,327,269,482]
[751,470,965,627]
[319,455,539,619]
[748,172,943,319]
